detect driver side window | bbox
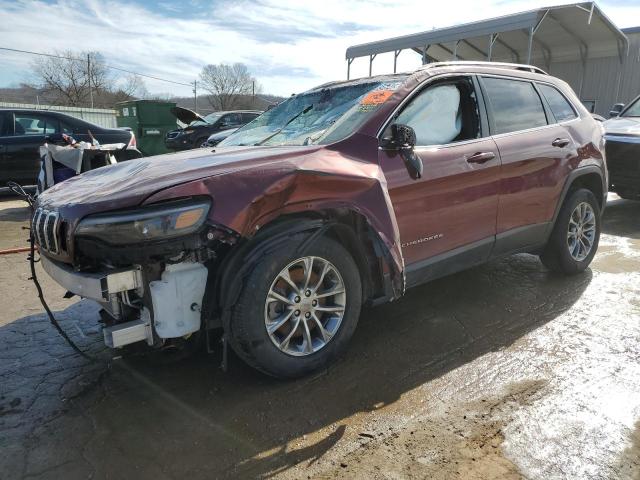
[390,78,481,146]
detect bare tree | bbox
[199,63,259,110]
[32,51,110,106]
[119,74,149,99]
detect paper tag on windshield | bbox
[361,89,394,106]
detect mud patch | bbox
[317,380,547,479]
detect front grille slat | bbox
[33,208,61,254]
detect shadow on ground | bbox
[0,252,592,479]
[602,197,640,239]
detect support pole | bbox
[369,54,377,77]
[422,45,428,65]
[453,41,460,60]
[87,54,94,108]
[193,80,198,111]
[347,58,353,80]
[527,27,534,64]
[393,50,401,73]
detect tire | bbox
[540,188,601,274]
[227,235,362,378]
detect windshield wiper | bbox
[254,104,313,146]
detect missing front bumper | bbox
[40,255,143,302]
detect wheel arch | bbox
[552,166,606,225]
[205,208,401,332]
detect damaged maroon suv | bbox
[34,62,607,378]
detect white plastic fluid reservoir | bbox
[149,262,208,339]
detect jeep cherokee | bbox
[33,62,607,378]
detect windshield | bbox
[622,97,640,117]
[220,77,406,147]
[191,112,223,127]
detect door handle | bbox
[465,151,496,164]
[552,138,571,148]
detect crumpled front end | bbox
[33,199,239,349]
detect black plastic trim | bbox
[405,236,494,289]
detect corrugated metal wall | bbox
[544,31,640,116]
[0,102,117,128]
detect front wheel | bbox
[227,235,362,378]
[540,188,601,274]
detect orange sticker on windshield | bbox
[361,89,393,106]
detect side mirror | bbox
[609,103,625,118]
[388,124,422,180]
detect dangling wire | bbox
[10,181,99,362]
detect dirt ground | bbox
[0,195,639,480]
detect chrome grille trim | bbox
[32,208,60,254]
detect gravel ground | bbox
[0,195,638,479]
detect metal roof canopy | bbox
[345,2,629,79]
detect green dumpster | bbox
[115,100,177,156]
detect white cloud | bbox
[0,0,636,98]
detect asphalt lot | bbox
[0,195,639,479]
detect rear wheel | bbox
[227,235,362,378]
[540,188,601,274]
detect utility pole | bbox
[193,80,197,112]
[87,53,94,108]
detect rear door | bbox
[479,76,578,255]
[3,112,60,186]
[379,75,501,286]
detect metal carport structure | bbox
[345,2,628,99]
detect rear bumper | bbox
[40,254,143,302]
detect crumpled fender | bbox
[145,134,406,299]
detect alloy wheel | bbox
[264,256,346,356]
[567,201,596,261]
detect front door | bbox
[379,76,501,287]
[3,112,59,186]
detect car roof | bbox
[0,108,83,118]
[305,61,553,94]
[212,110,263,114]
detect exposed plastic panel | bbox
[149,262,208,339]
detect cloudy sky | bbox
[0,0,638,98]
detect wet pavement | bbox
[0,196,639,479]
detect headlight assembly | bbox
[75,199,211,245]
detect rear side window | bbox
[242,113,259,123]
[538,84,577,122]
[482,77,548,135]
[14,113,59,136]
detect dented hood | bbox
[37,145,320,214]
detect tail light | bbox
[128,132,137,148]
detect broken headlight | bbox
[75,199,211,245]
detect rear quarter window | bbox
[538,84,577,122]
[482,77,548,135]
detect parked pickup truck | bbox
[604,93,640,200]
[34,62,607,378]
